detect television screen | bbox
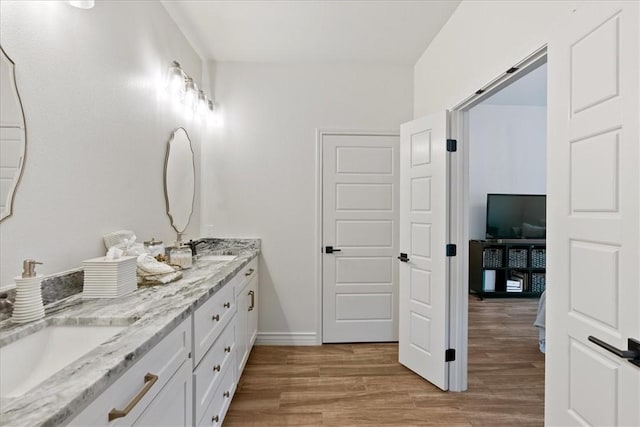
[486,194,546,239]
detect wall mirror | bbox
[164,127,195,238]
[0,46,27,223]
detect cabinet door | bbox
[235,286,248,376]
[133,360,192,427]
[247,275,258,348]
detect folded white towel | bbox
[137,254,180,284]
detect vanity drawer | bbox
[193,319,236,423]
[234,258,258,297]
[193,283,235,365]
[197,360,236,427]
[68,318,191,426]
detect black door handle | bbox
[588,336,640,367]
[325,246,342,254]
[397,253,410,262]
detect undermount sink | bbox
[0,324,127,398]
[199,255,237,263]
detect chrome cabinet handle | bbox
[245,268,255,276]
[108,373,158,421]
[213,364,221,372]
[225,346,231,353]
[212,314,220,321]
[223,302,231,308]
[248,290,255,311]
[223,391,230,398]
[212,414,219,422]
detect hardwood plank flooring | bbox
[225,297,544,426]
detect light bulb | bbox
[167,61,185,98]
[182,78,197,109]
[196,91,208,115]
[68,0,95,8]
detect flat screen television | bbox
[485,193,546,240]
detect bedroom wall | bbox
[468,104,547,239]
[0,1,204,288]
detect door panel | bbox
[546,2,639,425]
[336,184,393,210]
[399,112,449,391]
[322,133,399,343]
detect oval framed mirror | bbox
[164,127,195,236]
[0,46,27,223]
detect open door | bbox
[399,111,450,391]
[546,1,640,425]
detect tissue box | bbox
[82,255,137,299]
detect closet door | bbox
[399,111,450,391]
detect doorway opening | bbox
[448,47,548,393]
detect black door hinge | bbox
[445,348,456,362]
[446,244,457,256]
[446,139,457,152]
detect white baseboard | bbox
[255,332,318,346]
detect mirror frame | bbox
[0,45,27,223]
[163,127,195,235]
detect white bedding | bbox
[534,290,546,353]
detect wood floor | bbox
[225,297,544,426]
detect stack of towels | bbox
[137,254,181,284]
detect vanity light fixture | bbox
[68,0,95,9]
[167,60,218,123]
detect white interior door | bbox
[322,132,399,343]
[399,112,449,391]
[546,1,640,425]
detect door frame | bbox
[315,129,400,345]
[447,46,548,391]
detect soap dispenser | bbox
[11,259,45,323]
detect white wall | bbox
[414,0,577,116]
[0,1,204,288]
[203,62,413,341]
[468,104,546,239]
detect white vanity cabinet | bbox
[67,318,192,427]
[193,257,258,426]
[65,255,259,427]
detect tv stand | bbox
[469,239,545,299]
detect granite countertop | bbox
[0,238,260,427]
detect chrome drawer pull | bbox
[224,346,231,353]
[212,415,219,422]
[108,373,158,421]
[223,391,230,398]
[223,302,231,308]
[213,364,221,372]
[212,314,220,321]
[245,268,254,276]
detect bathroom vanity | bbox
[0,239,260,427]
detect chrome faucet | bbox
[186,239,208,256]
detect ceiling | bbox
[161,0,461,64]
[481,63,548,107]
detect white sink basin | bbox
[0,325,126,398]
[199,255,237,263]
